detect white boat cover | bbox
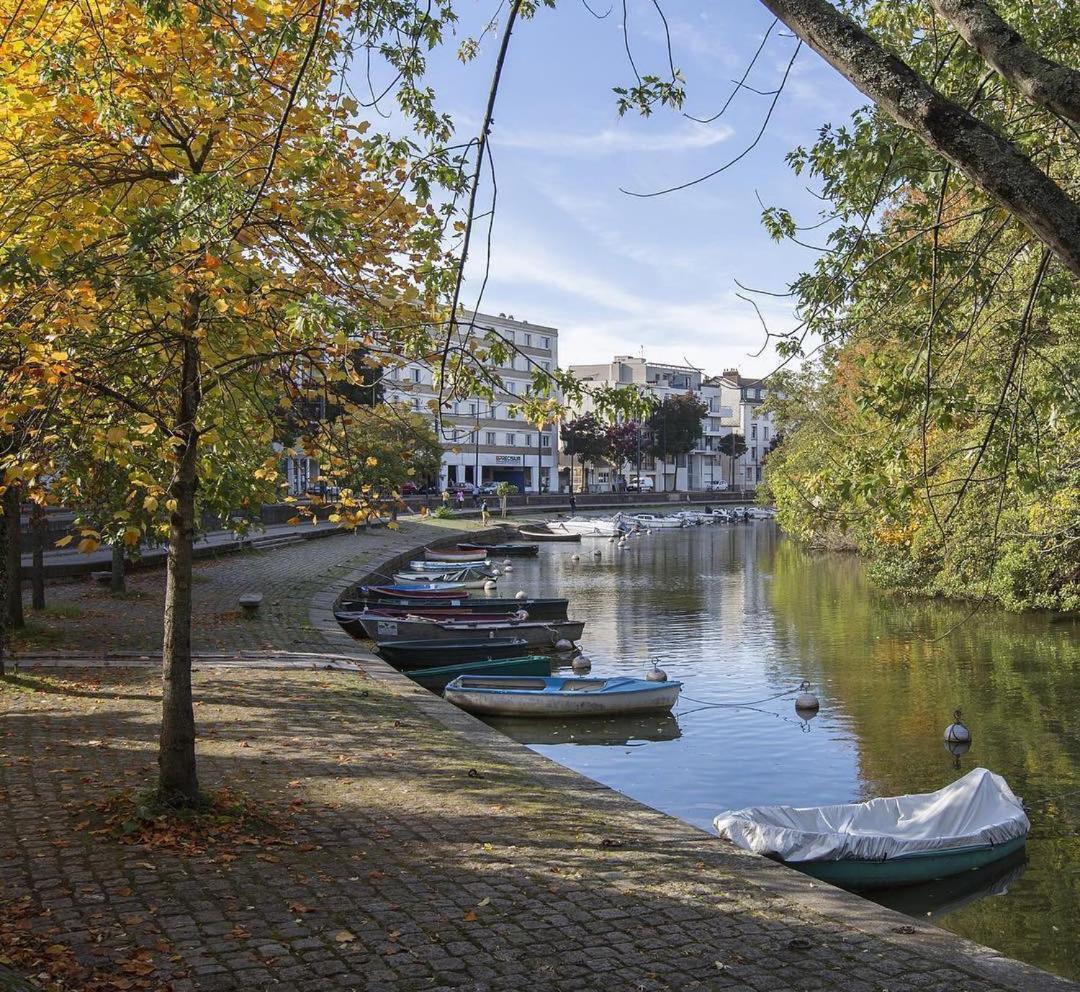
[714,768,1029,863]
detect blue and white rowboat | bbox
[443,675,682,718]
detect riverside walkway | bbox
[0,518,1072,991]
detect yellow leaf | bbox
[122,527,140,547]
[387,521,399,530]
[286,516,301,525]
[77,538,100,554]
[105,426,126,444]
[143,496,158,513]
[137,423,156,436]
[54,534,74,548]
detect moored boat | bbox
[376,637,532,668]
[336,608,527,637]
[713,767,1030,891]
[444,675,682,717]
[458,542,539,558]
[516,527,581,543]
[339,596,569,621]
[360,583,466,597]
[394,566,496,589]
[358,615,584,645]
[406,559,492,571]
[425,548,489,563]
[629,513,686,529]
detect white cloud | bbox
[496,121,733,156]
[471,240,795,376]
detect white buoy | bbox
[490,566,501,576]
[570,554,580,562]
[503,558,513,567]
[593,549,602,557]
[646,660,668,682]
[503,564,514,573]
[795,681,820,713]
[608,536,616,544]
[515,590,527,601]
[572,655,592,673]
[483,580,497,590]
[944,710,971,745]
[554,638,574,652]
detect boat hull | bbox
[458,543,539,557]
[787,835,1029,891]
[405,656,551,689]
[407,559,492,571]
[340,596,569,621]
[376,638,532,668]
[444,675,681,718]
[394,573,494,589]
[360,616,584,645]
[360,584,465,598]
[516,528,581,543]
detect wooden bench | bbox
[238,592,263,615]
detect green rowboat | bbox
[405,655,551,691]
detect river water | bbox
[479,520,1080,981]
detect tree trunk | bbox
[30,502,45,610]
[757,0,1080,276]
[110,543,126,593]
[159,331,201,805]
[929,0,1080,125]
[3,483,23,630]
[0,487,7,677]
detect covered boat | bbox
[406,655,552,690]
[393,567,496,589]
[357,615,584,645]
[425,548,489,563]
[458,542,539,557]
[516,527,581,543]
[714,768,1030,890]
[444,675,682,717]
[376,637,531,668]
[546,514,636,537]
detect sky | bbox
[356,1,864,377]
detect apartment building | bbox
[562,356,776,492]
[384,312,560,494]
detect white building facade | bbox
[384,312,560,494]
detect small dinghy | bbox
[340,596,569,621]
[714,768,1030,890]
[517,527,581,543]
[394,567,496,589]
[361,583,466,597]
[407,559,491,571]
[425,548,489,563]
[443,675,682,718]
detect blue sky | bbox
[366,2,864,375]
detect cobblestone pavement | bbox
[1,519,1073,992]
[10,517,490,657]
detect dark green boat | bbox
[406,655,551,690]
[375,636,529,669]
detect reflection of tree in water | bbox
[765,540,1080,978]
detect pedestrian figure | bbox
[569,491,577,514]
[480,498,489,525]
[455,489,465,511]
[441,489,449,508]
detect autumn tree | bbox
[0,0,471,803]
[604,421,647,487]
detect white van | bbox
[627,476,655,492]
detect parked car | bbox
[478,482,501,496]
[705,480,730,492]
[626,477,655,492]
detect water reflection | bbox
[487,713,682,747]
[475,523,1080,981]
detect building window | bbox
[763,425,769,441]
[507,408,517,419]
[485,431,496,445]
[541,433,551,448]
[523,332,532,347]
[506,433,516,446]
[469,402,476,415]
[540,336,550,349]
[524,434,532,446]
[412,368,422,383]
[413,398,422,411]
[750,424,758,440]
[541,360,550,372]
[507,381,516,394]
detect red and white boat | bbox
[424,548,489,563]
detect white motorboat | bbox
[630,513,686,529]
[547,515,631,537]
